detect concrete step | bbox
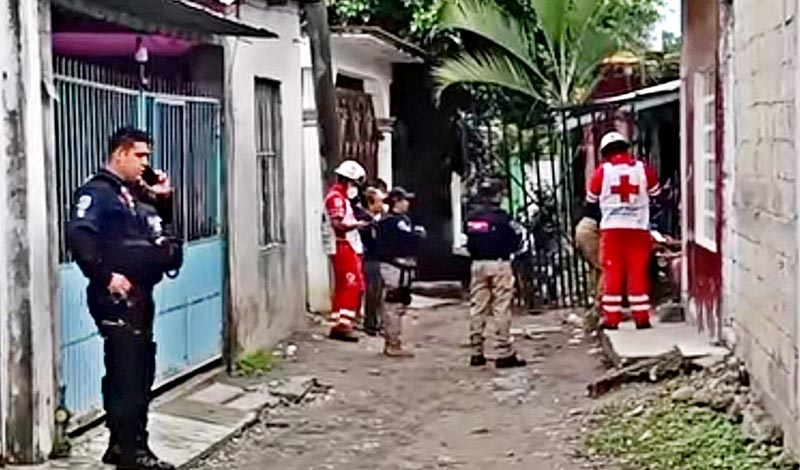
[601,320,728,367]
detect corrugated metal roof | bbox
[331,26,427,62]
[53,0,277,38]
[592,80,681,105]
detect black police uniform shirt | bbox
[359,214,382,261]
[377,212,422,261]
[465,204,521,261]
[67,169,169,323]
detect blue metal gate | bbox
[54,57,225,419]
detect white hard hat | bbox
[600,131,630,153]
[334,160,366,181]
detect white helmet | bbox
[600,131,630,154]
[334,160,366,182]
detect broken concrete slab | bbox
[269,376,317,403]
[156,397,252,427]
[147,412,246,466]
[601,321,728,367]
[188,382,245,405]
[225,387,283,411]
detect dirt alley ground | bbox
[190,301,614,470]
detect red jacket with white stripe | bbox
[586,153,661,231]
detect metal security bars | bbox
[54,57,222,261]
[255,78,284,246]
[458,97,680,311]
[459,112,590,310]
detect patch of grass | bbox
[586,397,798,470]
[234,349,277,377]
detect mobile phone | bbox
[142,165,160,186]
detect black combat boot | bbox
[329,329,359,343]
[495,354,527,369]
[102,442,121,465]
[117,449,176,470]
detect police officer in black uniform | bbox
[68,127,182,470]
[376,187,425,357]
[465,181,526,368]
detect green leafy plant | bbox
[234,349,277,377]
[587,397,798,470]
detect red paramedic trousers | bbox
[331,240,364,333]
[600,229,652,327]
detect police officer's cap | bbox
[388,187,415,204]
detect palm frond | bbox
[567,0,602,38]
[570,26,617,89]
[432,50,548,103]
[531,0,568,48]
[440,0,538,75]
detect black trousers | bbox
[92,289,157,454]
[363,259,384,333]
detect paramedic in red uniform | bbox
[586,132,661,330]
[325,160,369,342]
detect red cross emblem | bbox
[611,175,639,203]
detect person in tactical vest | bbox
[465,181,527,368]
[68,127,183,470]
[377,187,425,357]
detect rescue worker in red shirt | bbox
[325,160,369,342]
[586,132,661,330]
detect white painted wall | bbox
[300,40,332,313]
[225,2,306,353]
[720,5,737,345]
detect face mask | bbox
[382,203,390,213]
[347,186,359,200]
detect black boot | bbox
[329,329,359,343]
[470,354,487,367]
[102,443,122,465]
[495,354,527,369]
[117,449,176,470]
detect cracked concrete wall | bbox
[0,0,56,463]
[225,2,306,357]
[728,0,800,454]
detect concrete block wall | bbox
[728,0,800,450]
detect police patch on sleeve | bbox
[76,194,92,218]
[397,219,412,232]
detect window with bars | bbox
[255,78,285,246]
[693,70,717,251]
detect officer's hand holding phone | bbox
[143,166,173,197]
[108,273,132,299]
